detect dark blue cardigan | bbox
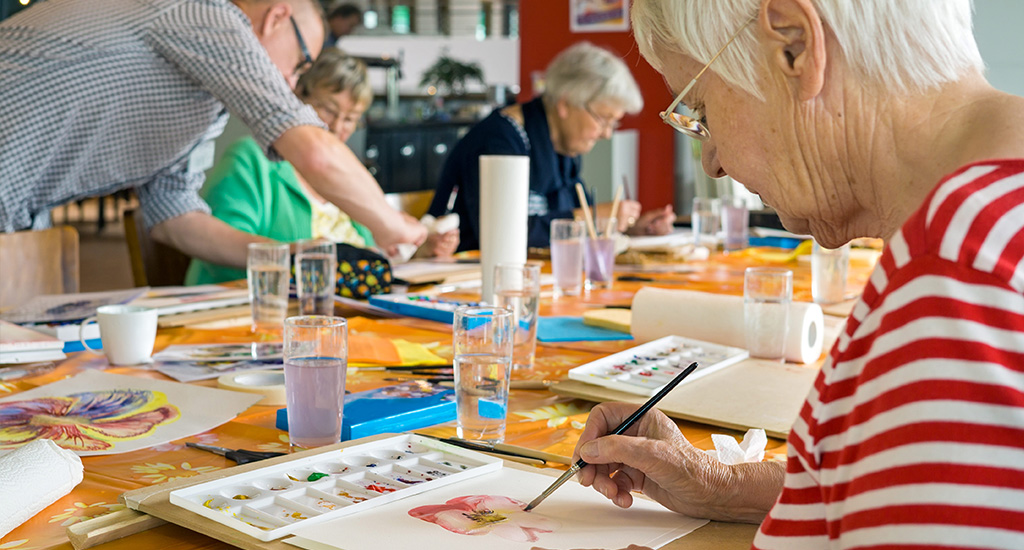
[428,97,587,251]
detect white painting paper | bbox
[286,466,707,550]
[0,371,260,455]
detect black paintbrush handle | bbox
[573,361,699,469]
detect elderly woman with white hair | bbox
[573,0,1024,548]
[428,41,676,251]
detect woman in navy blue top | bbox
[429,42,676,251]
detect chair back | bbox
[384,190,435,220]
[0,226,80,310]
[123,209,192,287]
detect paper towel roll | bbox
[479,155,530,301]
[0,439,84,538]
[631,287,824,364]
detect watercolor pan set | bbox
[567,335,749,396]
[168,434,502,541]
[367,294,485,324]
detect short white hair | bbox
[632,0,985,100]
[544,42,644,113]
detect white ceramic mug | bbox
[79,305,158,365]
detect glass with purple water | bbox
[584,217,617,291]
[550,219,585,298]
[284,316,347,450]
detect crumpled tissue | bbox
[0,439,84,538]
[706,429,767,465]
[392,213,461,264]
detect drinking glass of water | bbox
[743,267,793,362]
[492,262,541,370]
[452,306,513,443]
[284,316,347,450]
[720,196,749,252]
[811,241,850,304]
[692,197,721,251]
[295,240,337,316]
[550,219,585,298]
[247,243,290,332]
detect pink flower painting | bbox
[0,389,181,451]
[408,495,560,542]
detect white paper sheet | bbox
[285,467,707,550]
[0,371,260,455]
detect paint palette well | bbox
[169,434,502,541]
[567,335,749,396]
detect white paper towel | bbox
[631,287,824,364]
[706,429,768,465]
[479,155,530,301]
[0,439,84,538]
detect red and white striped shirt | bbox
[754,160,1024,550]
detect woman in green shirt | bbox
[187,50,458,284]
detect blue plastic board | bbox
[276,380,456,441]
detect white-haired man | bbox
[574,0,1024,548]
[0,0,425,264]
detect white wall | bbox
[974,0,1024,96]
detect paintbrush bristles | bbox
[575,183,599,241]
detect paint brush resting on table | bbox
[523,361,699,512]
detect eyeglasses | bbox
[660,15,756,141]
[584,104,621,133]
[308,97,364,129]
[290,16,314,77]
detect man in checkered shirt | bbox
[0,0,426,264]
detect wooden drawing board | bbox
[118,434,757,550]
[552,358,819,439]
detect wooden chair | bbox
[0,226,80,310]
[384,190,435,219]
[123,209,192,287]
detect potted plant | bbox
[419,52,485,97]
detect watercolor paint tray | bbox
[567,335,749,396]
[168,434,502,541]
[367,294,485,324]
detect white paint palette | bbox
[568,335,749,396]
[169,434,502,541]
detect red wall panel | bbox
[518,2,675,208]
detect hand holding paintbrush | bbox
[523,362,698,511]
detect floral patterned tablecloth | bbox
[0,247,878,549]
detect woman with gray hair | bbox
[573,0,1024,548]
[428,41,676,251]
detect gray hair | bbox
[543,42,643,113]
[295,49,372,106]
[632,0,984,100]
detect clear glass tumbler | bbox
[247,243,290,332]
[743,267,793,361]
[492,262,541,370]
[720,197,749,252]
[692,197,721,251]
[295,240,337,316]
[284,316,347,450]
[550,219,585,298]
[452,306,513,443]
[811,241,850,304]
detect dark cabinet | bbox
[364,122,470,194]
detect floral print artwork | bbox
[0,389,180,451]
[408,495,560,542]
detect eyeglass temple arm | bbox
[662,15,757,117]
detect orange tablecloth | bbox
[0,247,877,549]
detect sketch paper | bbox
[285,467,707,550]
[0,370,260,455]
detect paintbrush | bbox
[522,361,700,512]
